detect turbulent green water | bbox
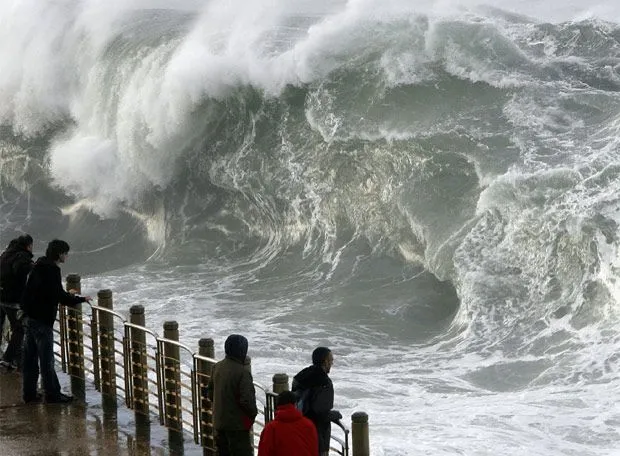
[1,1,620,454]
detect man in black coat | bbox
[292,347,342,456]
[21,239,91,403]
[0,234,34,370]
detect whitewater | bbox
[1,0,620,454]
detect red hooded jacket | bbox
[258,404,319,456]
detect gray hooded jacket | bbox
[207,335,258,431]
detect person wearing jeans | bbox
[22,318,62,402]
[20,239,91,403]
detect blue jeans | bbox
[22,318,61,401]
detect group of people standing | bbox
[0,235,91,404]
[208,335,342,456]
[3,234,341,454]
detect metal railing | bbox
[51,284,360,456]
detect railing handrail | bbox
[155,336,194,356]
[254,382,268,393]
[193,353,218,364]
[123,321,160,341]
[87,303,127,323]
[57,288,358,456]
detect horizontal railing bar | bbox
[88,304,126,322]
[56,296,354,456]
[124,322,160,340]
[155,337,194,354]
[179,381,193,390]
[179,370,192,379]
[191,353,218,364]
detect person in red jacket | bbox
[258,391,319,456]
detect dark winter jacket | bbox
[0,245,33,304]
[258,403,319,456]
[207,335,258,431]
[21,256,87,326]
[292,365,335,452]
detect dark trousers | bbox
[1,306,24,367]
[215,430,253,456]
[0,306,5,341]
[22,318,62,401]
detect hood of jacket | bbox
[224,334,248,362]
[1,245,32,262]
[0,246,34,303]
[0,247,33,273]
[274,404,305,423]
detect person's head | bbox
[16,234,33,252]
[276,390,297,408]
[45,239,70,263]
[224,334,248,361]
[312,346,333,374]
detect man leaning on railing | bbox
[20,239,91,404]
[293,347,343,456]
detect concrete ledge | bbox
[0,370,196,455]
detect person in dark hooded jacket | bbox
[0,234,34,370]
[0,238,21,346]
[21,239,91,404]
[292,347,342,456]
[207,334,258,456]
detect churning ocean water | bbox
[1,0,620,454]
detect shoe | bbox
[23,393,43,404]
[46,393,73,404]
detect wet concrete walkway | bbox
[0,369,198,455]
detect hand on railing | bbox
[68,289,92,303]
[329,410,343,422]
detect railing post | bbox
[91,299,101,391]
[98,289,117,401]
[66,274,85,400]
[244,356,254,456]
[272,373,289,393]
[198,338,215,455]
[130,305,149,416]
[267,373,289,423]
[351,412,369,456]
[163,321,182,432]
[58,301,68,372]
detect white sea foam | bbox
[2,2,620,454]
